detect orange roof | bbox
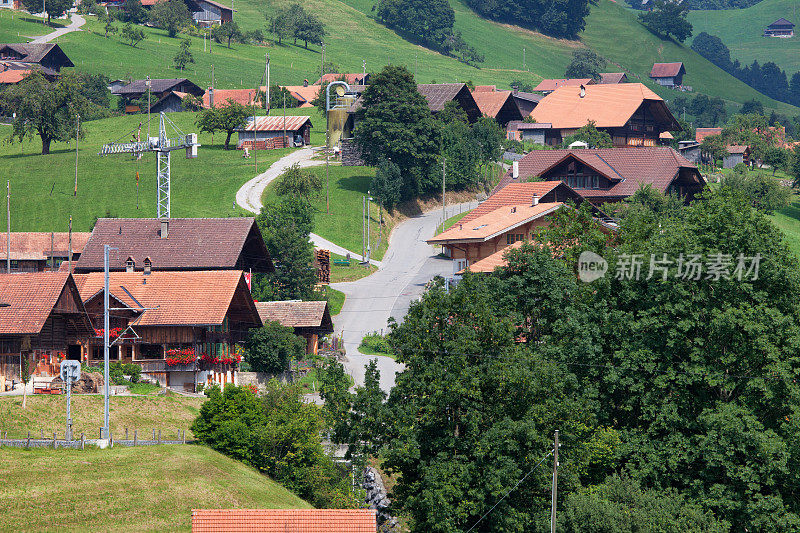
[256,300,332,331]
[695,128,722,142]
[650,62,684,78]
[74,270,260,327]
[0,273,91,335]
[531,83,674,130]
[462,181,567,223]
[282,85,320,107]
[727,145,749,154]
[316,73,368,85]
[191,509,377,533]
[459,240,524,273]
[428,202,562,244]
[0,69,30,84]
[0,232,91,261]
[533,78,593,92]
[472,90,513,118]
[473,85,497,92]
[203,89,258,108]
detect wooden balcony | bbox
[136,359,198,373]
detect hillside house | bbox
[528,83,681,147]
[281,84,320,108]
[764,18,794,37]
[75,270,261,391]
[533,78,594,94]
[0,273,93,390]
[0,232,91,273]
[149,90,191,113]
[74,218,274,274]
[417,83,482,123]
[649,62,685,88]
[471,87,524,127]
[498,147,705,204]
[599,72,628,84]
[723,145,751,168]
[115,78,204,113]
[186,0,234,26]
[255,301,333,355]
[0,43,73,74]
[236,115,312,150]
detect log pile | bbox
[315,249,331,283]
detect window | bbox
[506,234,525,244]
[126,257,135,273]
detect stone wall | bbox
[237,371,291,388]
[341,138,365,166]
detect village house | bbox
[470,86,524,127]
[510,88,542,117]
[186,0,234,26]
[0,272,93,391]
[764,18,794,37]
[236,115,313,150]
[598,72,628,84]
[0,43,73,74]
[723,145,751,168]
[497,146,705,204]
[255,300,333,355]
[0,232,91,273]
[115,78,204,113]
[74,218,274,274]
[695,127,722,143]
[649,62,686,88]
[677,140,702,164]
[528,83,681,147]
[281,83,320,108]
[417,83,483,123]
[203,87,258,108]
[533,78,594,94]
[75,270,261,391]
[191,509,377,533]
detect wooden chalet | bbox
[0,43,73,74]
[74,218,274,274]
[764,18,794,37]
[723,145,751,168]
[115,78,204,113]
[649,62,685,88]
[187,0,234,26]
[416,83,482,123]
[75,270,261,391]
[511,89,543,117]
[0,232,91,273]
[0,273,93,391]
[255,300,333,355]
[529,83,681,147]
[470,88,524,127]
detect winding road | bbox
[235,148,477,392]
[31,12,85,44]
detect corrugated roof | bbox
[0,232,91,261]
[239,115,312,132]
[0,273,90,335]
[533,78,593,92]
[256,300,332,331]
[650,62,684,78]
[462,182,566,223]
[191,509,377,533]
[429,202,562,244]
[530,83,676,130]
[75,270,260,327]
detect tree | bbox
[371,159,403,211]
[269,5,296,44]
[120,0,147,23]
[354,65,441,200]
[791,144,800,187]
[790,72,800,107]
[720,167,790,213]
[245,321,305,374]
[441,119,479,190]
[690,32,733,73]
[763,145,790,176]
[318,358,353,445]
[104,17,118,38]
[121,22,146,47]
[564,49,605,81]
[173,38,194,70]
[0,71,91,155]
[212,21,242,48]
[562,120,613,148]
[21,0,71,25]
[378,0,455,50]
[20,354,31,409]
[274,162,323,200]
[741,98,765,115]
[295,10,325,49]
[638,0,693,43]
[195,98,249,150]
[463,0,590,39]
[149,0,191,38]
[509,79,534,93]
[471,116,504,182]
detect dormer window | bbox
[125,257,135,273]
[143,257,152,275]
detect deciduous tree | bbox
[245,321,305,374]
[638,0,693,43]
[149,0,191,38]
[564,49,605,81]
[195,98,249,150]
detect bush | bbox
[360,332,392,354]
[245,321,306,374]
[122,363,141,383]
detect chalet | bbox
[498,147,705,204]
[764,18,794,37]
[510,89,543,117]
[74,218,274,274]
[677,140,702,164]
[417,83,482,123]
[723,145,751,168]
[471,88,524,127]
[255,300,333,355]
[149,90,191,113]
[191,509,377,533]
[649,62,685,88]
[75,270,261,391]
[598,72,628,84]
[529,83,681,147]
[316,73,370,85]
[533,78,594,94]
[0,43,74,73]
[187,0,234,26]
[203,87,258,108]
[115,78,204,112]
[0,232,92,273]
[236,115,313,150]
[0,273,93,391]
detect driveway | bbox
[30,13,85,44]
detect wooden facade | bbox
[445,217,552,272]
[543,102,664,147]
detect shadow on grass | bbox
[336,173,372,194]
[778,199,800,223]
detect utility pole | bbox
[550,430,559,533]
[326,145,330,214]
[5,181,9,273]
[283,92,287,147]
[362,196,365,261]
[68,216,72,274]
[320,42,325,78]
[442,158,446,230]
[362,59,366,80]
[366,192,371,263]
[74,114,79,196]
[103,244,112,440]
[265,53,270,113]
[146,76,151,139]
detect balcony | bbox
[136,359,198,373]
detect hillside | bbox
[689,0,800,74]
[0,445,310,532]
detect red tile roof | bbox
[459,240,524,273]
[0,232,91,261]
[650,62,684,78]
[75,270,260,327]
[203,88,258,108]
[471,90,514,118]
[0,69,30,84]
[428,202,562,244]
[191,509,377,533]
[239,115,312,132]
[727,145,749,154]
[695,128,722,142]
[256,300,332,331]
[0,273,91,335]
[473,85,497,92]
[281,85,320,107]
[533,78,593,92]
[460,182,566,224]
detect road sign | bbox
[60,360,81,382]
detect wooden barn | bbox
[764,18,794,37]
[255,301,333,355]
[236,115,313,150]
[649,62,685,88]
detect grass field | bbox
[0,10,58,41]
[327,286,345,315]
[330,252,377,282]
[0,445,309,532]
[689,0,800,75]
[0,393,204,439]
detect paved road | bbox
[31,13,85,44]
[331,200,477,393]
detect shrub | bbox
[361,332,392,354]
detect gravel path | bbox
[30,12,85,44]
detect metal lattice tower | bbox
[157,114,171,219]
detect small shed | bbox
[599,72,628,84]
[236,115,312,150]
[677,140,701,164]
[764,18,794,37]
[649,62,685,88]
[255,301,333,354]
[723,145,751,169]
[517,122,552,145]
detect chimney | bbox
[209,87,214,108]
[532,194,540,206]
[511,206,517,213]
[512,161,519,179]
[160,219,169,239]
[579,84,586,98]
[459,223,463,231]
[125,257,134,273]
[303,79,309,87]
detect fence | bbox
[0,428,191,449]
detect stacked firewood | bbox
[316,249,331,283]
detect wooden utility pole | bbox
[283,92,287,147]
[74,114,79,196]
[68,216,72,274]
[5,180,9,273]
[265,53,270,113]
[320,42,325,78]
[442,158,446,230]
[550,430,559,533]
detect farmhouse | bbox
[0,273,93,390]
[115,78,204,112]
[498,147,705,204]
[510,89,542,117]
[75,270,261,391]
[281,84,320,108]
[470,87,524,127]
[723,145,751,168]
[598,72,628,84]
[533,78,594,93]
[236,115,313,150]
[0,232,92,273]
[186,0,234,26]
[528,83,680,147]
[417,83,482,123]
[764,18,794,37]
[75,218,274,274]
[203,87,258,108]
[649,62,686,88]
[255,300,333,355]
[0,43,73,74]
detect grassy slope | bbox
[0,445,310,532]
[0,393,204,439]
[689,0,800,75]
[0,10,57,41]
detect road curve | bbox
[31,13,85,44]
